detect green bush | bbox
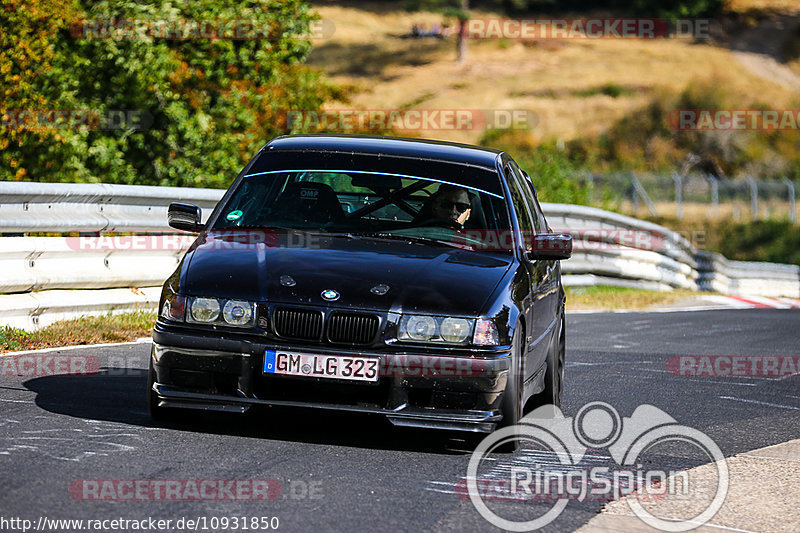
[713,219,800,265]
[481,130,590,205]
[647,215,800,265]
[1,0,331,188]
[566,80,800,180]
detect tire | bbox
[530,316,565,417]
[496,324,524,451]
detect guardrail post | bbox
[706,174,719,218]
[746,176,758,221]
[782,177,796,224]
[630,173,658,217]
[671,172,683,219]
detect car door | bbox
[508,161,559,387]
[504,163,548,388]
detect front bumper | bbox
[151,326,512,433]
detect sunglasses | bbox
[435,199,471,213]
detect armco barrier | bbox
[0,236,192,293]
[0,287,161,331]
[0,181,221,233]
[0,181,797,330]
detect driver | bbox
[428,184,472,227]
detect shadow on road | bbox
[23,368,479,455]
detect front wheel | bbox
[495,325,524,452]
[499,324,524,428]
[530,317,564,416]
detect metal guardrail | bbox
[0,181,797,330]
[0,182,221,232]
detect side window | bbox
[509,162,543,233]
[530,193,548,232]
[505,166,535,251]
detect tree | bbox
[1,0,81,179]
[407,0,470,62]
[1,0,329,187]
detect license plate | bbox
[263,350,380,382]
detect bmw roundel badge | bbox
[321,289,340,301]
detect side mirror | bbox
[526,233,572,260]
[168,202,204,232]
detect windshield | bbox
[211,169,512,250]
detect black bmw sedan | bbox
[150,135,571,434]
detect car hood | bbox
[181,231,513,316]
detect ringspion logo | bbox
[466,402,728,531]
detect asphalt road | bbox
[1,309,799,532]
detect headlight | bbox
[190,298,220,323]
[185,297,257,328]
[405,315,437,341]
[223,300,253,326]
[399,315,474,345]
[440,318,471,343]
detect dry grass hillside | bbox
[306,0,800,145]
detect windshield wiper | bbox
[350,232,467,249]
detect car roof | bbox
[265,134,503,169]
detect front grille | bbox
[327,312,379,344]
[273,308,323,340]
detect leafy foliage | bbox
[481,129,590,205]
[566,80,800,179]
[712,219,800,265]
[1,0,330,188]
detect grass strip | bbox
[565,285,703,311]
[0,311,156,353]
